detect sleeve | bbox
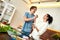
[39,23,48,35]
[24,12,28,18]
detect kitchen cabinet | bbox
[0,0,16,24]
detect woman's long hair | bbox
[47,14,53,24]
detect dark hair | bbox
[47,14,53,24]
[30,6,37,11]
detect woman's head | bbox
[43,14,53,24]
[30,6,37,14]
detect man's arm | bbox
[24,16,34,21]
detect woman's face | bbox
[43,14,48,21]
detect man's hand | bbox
[34,15,38,19]
[35,15,38,18]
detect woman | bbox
[30,14,53,40]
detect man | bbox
[19,6,38,39]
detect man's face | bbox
[30,8,37,14]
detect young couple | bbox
[19,6,53,40]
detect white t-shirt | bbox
[30,20,48,40]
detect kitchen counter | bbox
[40,28,60,40]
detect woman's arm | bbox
[32,15,39,32]
[32,24,39,32]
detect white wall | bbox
[35,8,60,31]
[4,0,29,28]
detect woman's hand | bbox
[36,28,39,32]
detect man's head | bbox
[30,6,37,14]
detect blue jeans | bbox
[19,31,30,38]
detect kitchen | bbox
[0,0,60,40]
